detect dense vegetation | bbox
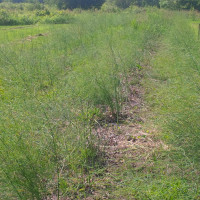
[0,3,73,26]
[0,2,200,200]
[1,0,200,10]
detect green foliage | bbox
[101,1,120,12]
[159,0,179,9]
[105,0,160,9]
[1,0,200,10]
[114,0,135,8]
[159,0,200,10]
[0,6,200,200]
[25,1,45,10]
[0,8,166,198]
[105,0,200,10]
[35,9,50,16]
[141,11,200,200]
[40,12,71,24]
[49,0,105,10]
[178,0,200,10]
[151,16,200,162]
[0,5,72,25]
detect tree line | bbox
[1,0,200,11]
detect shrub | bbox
[159,0,179,9]
[114,0,134,8]
[0,9,17,25]
[40,14,71,24]
[26,2,45,11]
[101,1,120,12]
[35,9,51,16]
[0,6,72,26]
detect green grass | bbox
[146,13,200,163]
[0,8,154,199]
[0,25,52,44]
[139,12,200,200]
[0,6,200,200]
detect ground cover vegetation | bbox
[0,1,200,200]
[1,0,200,10]
[0,2,72,26]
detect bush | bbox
[40,12,72,24]
[18,15,37,25]
[26,2,45,11]
[101,1,120,12]
[0,9,17,25]
[159,0,179,9]
[56,0,105,10]
[114,0,134,8]
[0,5,72,26]
[0,9,39,25]
[35,9,51,16]
[41,15,69,24]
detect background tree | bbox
[0,0,200,11]
[110,0,159,8]
[177,0,200,10]
[159,0,178,9]
[55,0,105,9]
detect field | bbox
[0,5,200,200]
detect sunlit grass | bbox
[0,6,200,200]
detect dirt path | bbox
[87,68,168,199]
